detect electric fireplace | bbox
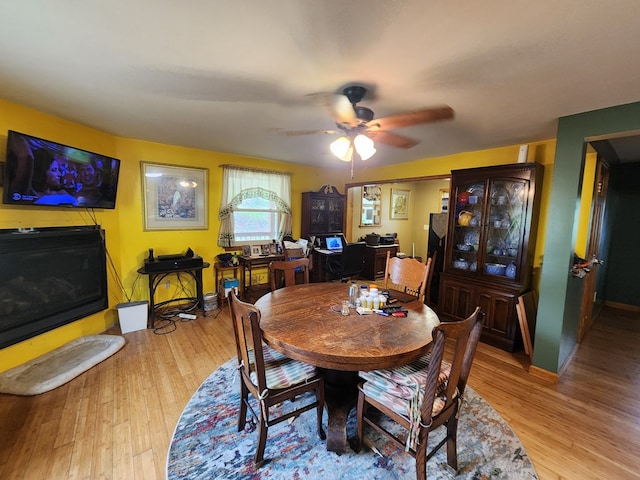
[0,225,108,349]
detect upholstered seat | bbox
[359,352,451,402]
[248,344,318,389]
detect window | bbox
[218,166,292,247]
[233,195,283,243]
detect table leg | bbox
[320,369,359,454]
[147,273,156,328]
[195,269,204,310]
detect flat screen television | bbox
[3,130,121,209]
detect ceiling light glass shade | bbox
[353,134,376,160]
[330,136,353,162]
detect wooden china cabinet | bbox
[438,163,542,352]
[301,185,346,239]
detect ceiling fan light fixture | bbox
[354,134,376,160]
[330,136,353,161]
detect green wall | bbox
[535,101,640,372]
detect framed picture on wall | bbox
[390,188,410,220]
[141,162,208,230]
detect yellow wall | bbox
[0,99,123,370]
[0,99,345,371]
[574,152,597,259]
[0,97,558,371]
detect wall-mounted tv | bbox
[3,130,121,209]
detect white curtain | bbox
[218,166,292,247]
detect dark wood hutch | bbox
[438,163,542,352]
[301,185,346,239]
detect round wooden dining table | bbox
[254,282,440,453]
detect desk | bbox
[238,254,284,293]
[255,282,439,453]
[137,262,210,328]
[309,249,339,283]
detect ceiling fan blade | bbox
[307,92,358,127]
[367,106,454,131]
[279,128,337,136]
[368,130,419,149]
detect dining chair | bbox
[355,306,483,480]
[423,252,436,306]
[269,257,310,290]
[383,251,431,303]
[228,290,325,466]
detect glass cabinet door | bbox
[449,177,529,282]
[327,198,344,232]
[484,178,528,280]
[310,198,326,231]
[450,181,485,273]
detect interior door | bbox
[578,156,609,342]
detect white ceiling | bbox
[2,1,640,168]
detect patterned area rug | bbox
[167,359,538,479]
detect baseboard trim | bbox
[604,301,640,312]
[528,364,558,383]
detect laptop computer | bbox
[316,236,343,254]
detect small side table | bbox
[214,262,244,306]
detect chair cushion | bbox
[361,380,446,419]
[249,344,318,390]
[359,352,450,451]
[359,352,451,395]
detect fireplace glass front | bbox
[0,226,108,349]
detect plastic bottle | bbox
[360,285,368,308]
[369,284,379,305]
[361,292,370,309]
[349,282,358,307]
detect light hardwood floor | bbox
[1,305,639,479]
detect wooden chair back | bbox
[435,306,483,416]
[423,254,435,305]
[228,290,267,392]
[383,251,430,302]
[269,257,310,290]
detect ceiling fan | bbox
[281,85,454,163]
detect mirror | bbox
[361,184,382,227]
